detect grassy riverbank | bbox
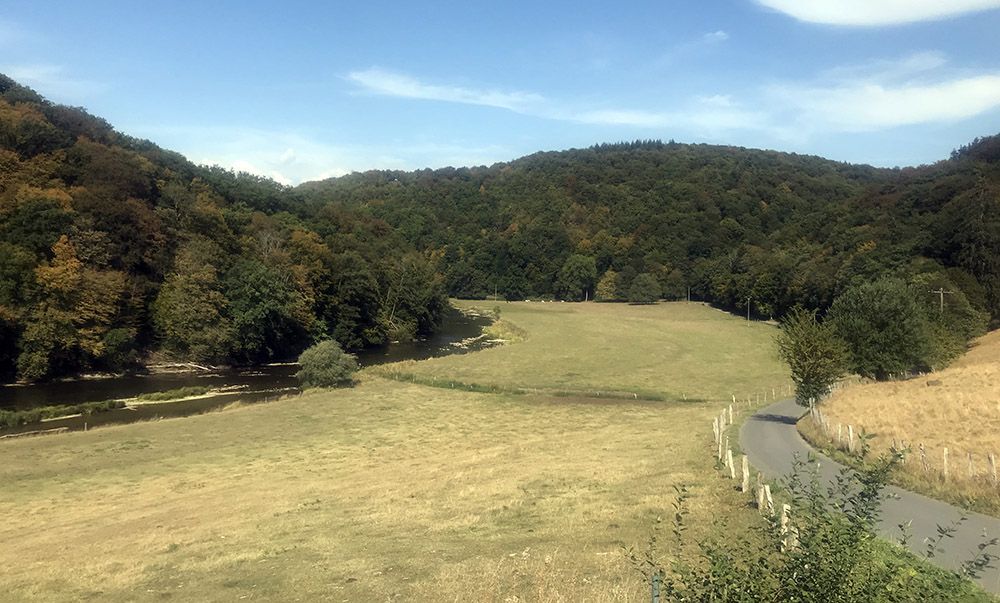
[0,301,988,601]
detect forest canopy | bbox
[1,73,998,382]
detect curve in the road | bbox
[741,399,1000,594]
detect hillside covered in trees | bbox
[299,136,1000,326]
[2,72,998,383]
[0,75,447,383]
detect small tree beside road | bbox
[776,307,849,406]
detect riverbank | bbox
[0,305,495,434]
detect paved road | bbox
[741,399,1000,594]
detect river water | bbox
[0,307,494,435]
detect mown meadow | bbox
[1,302,987,601]
[0,301,790,601]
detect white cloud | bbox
[0,64,105,100]
[772,75,1000,131]
[347,68,545,112]
[755,0,1000,26]
[765,53,1000,132]
[702,30,729,43]
[131,125,516,184]
[346,67,769,138]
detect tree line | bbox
[0,75,446,382]
[300,136,1000,379]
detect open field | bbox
[0,301,788,602]
[1,301,982,601]
[372,301,791,402]
[802,329,1000,515]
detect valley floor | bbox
[0,302,799,601]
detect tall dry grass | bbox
[809,330,1000,515]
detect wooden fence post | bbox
[741,455,750,493]
[968,452,975,479]
[728,404,733,425]
[920,443,928,473]
[727,449,736,479]
[763,485,774,516]
[780,504,791,550]
[943,447,949,482]
[757,483,766,513]
[990,452,998,486]
[847,425,855,454]
[837,423,842,448]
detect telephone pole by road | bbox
[929,288,953,313]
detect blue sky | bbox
[2,0,1000,184]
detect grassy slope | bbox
[804,329,1000,515]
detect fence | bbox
[806,405,1000,488]
[710,384,799,553]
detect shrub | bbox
[295,340,358,388]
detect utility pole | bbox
[746,297,751,322]
[929,288,953,313]
[687,286,691,302]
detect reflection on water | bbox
[0,307,494,435]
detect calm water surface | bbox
[0,307,494,435]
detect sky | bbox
[2,0,1000,184]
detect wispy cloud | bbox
[767,53,1000,132]
[755,0,1000,26]
[136,124,516,184]
[702,30,729,43]
[346,67,766,137]
[0,64,106,100]
[347,68,545,112]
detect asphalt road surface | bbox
[741,399,1000,594]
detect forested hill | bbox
[2,72,998,384]
[297,137,1000,325]
[0,75,447,383]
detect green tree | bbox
[828,279,932,380]
[152,246,234,363]
[776,307,849,405]
[595,269,620,301]
[295,340,358,387]
[627,273,661,304]
[225,259,315,362]
[554,254,597,301]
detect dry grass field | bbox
[803,329,1000,515]
[0,302,787,601]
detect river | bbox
[0,307,495,435]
